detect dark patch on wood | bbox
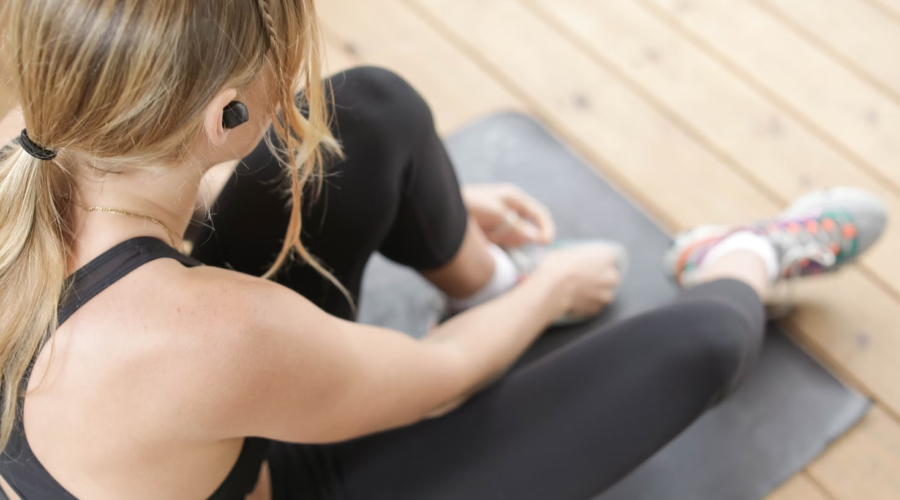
[865,109,880,125]
[855,332,871,348]
[343,42,360,57]
[573,93,591,110]
[675,0,693,13]
[644,48,662,63]
[767,116,783,137]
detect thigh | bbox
[318,280,764,500]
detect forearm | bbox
[421,273,564,415]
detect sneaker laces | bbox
[766,222,840,275]
[763,224,840,319]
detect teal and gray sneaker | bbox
[664,187,888,288]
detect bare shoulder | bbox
[158,262,465,443]
[49,259,330,438]
[129,260,363,438]
[123,261,324,405]
[56,258,465,444]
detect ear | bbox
[204,88,239,147]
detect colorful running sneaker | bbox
[664,187,888,288]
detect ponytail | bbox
[0,145,71,450]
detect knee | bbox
[667,297,764,402]
[330,66,435,136]
[338,66,422,104]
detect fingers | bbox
[489,210,542,247]
[566,266,621,317]
[501,186,556,244]
[569,291,614,316]
[534,243,625,319]
[488,228,528,249]
[462,184,556,247]
[569,283,619,317]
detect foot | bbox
[665,187,888,288]
[436,240,629,327]
[508,240,629,325]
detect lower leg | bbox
[418,218,497,299]
[694,249,771,299]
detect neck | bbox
[71,162,206,271]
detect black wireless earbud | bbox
[222,101,249,129]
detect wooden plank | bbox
[408,0,900,416]
[408,0,775,228]
[525,0,900,337]
[640,0,900,196]
[750,0,900,100]
[322,32,360,75]
[810,406,900,499]
[767,474,834,500]
[317,0,525,134]
[862,0,900,23]
[785,270,900,407]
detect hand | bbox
[532,245,622,318]
[462,184,556,248]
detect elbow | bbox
[312,340,475,441]
[421,398,465,420]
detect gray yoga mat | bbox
[357,112,870,500]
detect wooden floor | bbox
[317,0,900,498]
[0,1,897,498]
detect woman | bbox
[0,1,887,499]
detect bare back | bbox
[8,239,269,500]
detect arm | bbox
[189,241,617,444]
[196,268,567,444]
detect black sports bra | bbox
[0,237,269,500]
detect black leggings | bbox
[191,67,766,500]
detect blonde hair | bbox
[0,0,343,451]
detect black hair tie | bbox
[17,129,58,161]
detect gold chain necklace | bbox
[71,199,181,250]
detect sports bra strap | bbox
[58,237,200,326]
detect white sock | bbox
[447,244,520,313]
[701,231,779,283]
